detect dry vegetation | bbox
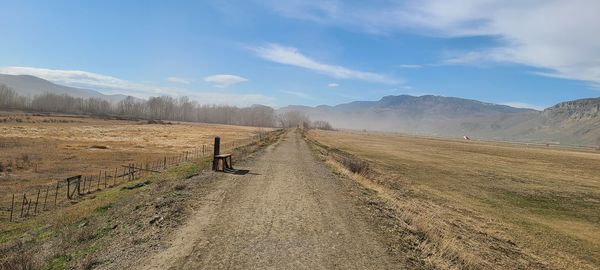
[307,129,600,269]
[0,125,283,269]
[0,112,270,217]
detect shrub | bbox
[333,154,369,174]
[312,120,334,131]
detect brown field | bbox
[0,112,269,200]
[307,129,600,269]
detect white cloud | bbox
[265,1,600,85]
[252,43,398,84]
[0,66,273,106]
[327,83,339,88]
[203,74,248,87]
[191,92,275,107]
[280,90,312,99]
[167,77,191,84]
[398,64,423,69]
[501,102,545,111]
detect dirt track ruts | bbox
[138,130,400,269]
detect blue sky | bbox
[1,0,599,109]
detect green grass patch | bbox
[45,254,71,270]
[93,204,112,215]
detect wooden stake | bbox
[54,181,59,206]
[20,193,26,217]
[9,194,14,222]
[43,186,49,210]
[26,194,31,216]
[34,189,40,215]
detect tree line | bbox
[0,84,332,130]
[0,84,334,129]
[0,84,274,127]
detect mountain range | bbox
[279,95,600,146]
[1,73,599,146]
[0,74,129,103]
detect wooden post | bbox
[163,157,167,169]
[20,193,26,217]
[212,137,221,171]
[26,194,31,216]
[76,176,81,196]
[34,189,40,214]
[82,176,86,194]
[43,186,49,210]
[97,170,101,190]
[114,168,118,186]
[9,194,14,222]
[55,181,59,206]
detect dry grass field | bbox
[0,112,269,203]
[307,129,600,269]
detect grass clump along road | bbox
[307,129,600,270]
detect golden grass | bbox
[308,129,600,269]
[0,112,269,195]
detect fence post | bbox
[21,193,27,217]
[34,189,40,215]
[212,137,221,171]
[9,194,14,222]
[82,176,86,194]
[26,195,31,216]
[55,180,59,206]
[20,193,26,217]
[43,186,49,210]
[77,176,82,196]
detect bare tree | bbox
[312,120,334,130]
[279,111,310,128]
[0,89,278,127]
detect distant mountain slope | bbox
[527,98,600,145]
[0,74,129,103]
[279,95,600,145]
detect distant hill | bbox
[0,74,130,103]
[279,95,600,146]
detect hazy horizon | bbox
[1,1,600,109]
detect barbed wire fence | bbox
[1,130,275,223]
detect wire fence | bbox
[0,130,275,223]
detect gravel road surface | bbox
[138,130,400,269]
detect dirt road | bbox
[138,130,400,269]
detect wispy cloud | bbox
[264,1,600,85]
[203,74,248,87]
[280,90,312,99]
[252,43,398,84]
[0,66,273,106]
[327,83,339,88]
[398,64,423,68]
[167,76,191,84]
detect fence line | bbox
[1,131,275,223]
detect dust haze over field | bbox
[279,95,600,146]
[3,1,600,269]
